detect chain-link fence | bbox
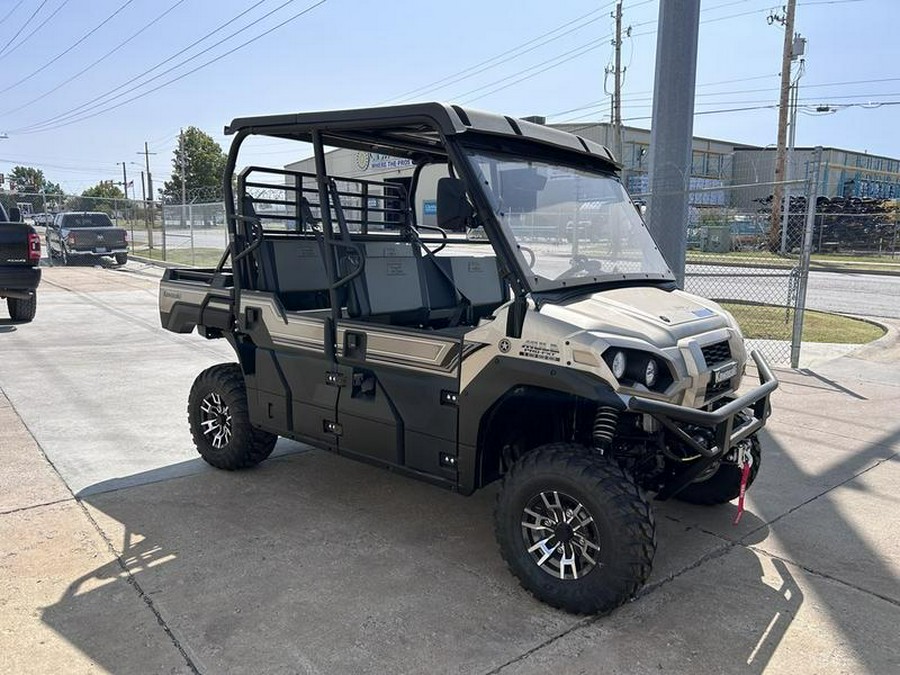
[631,148,858,366]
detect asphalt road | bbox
[122,226,900,319]
[1,264,897,673]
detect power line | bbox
[12,0,330,135]
[11,0,291,133]
[0,0,137,95]
[0,0,50,59]
[0,0,188,117]
[384,1,626,104]
[1,0,72,61]
[0,1,27,26]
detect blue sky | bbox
[0,0,895,194]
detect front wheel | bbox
[675,436,762,505]
[7,294,37,322]
[188,363,277,470]
[495,443,657,614]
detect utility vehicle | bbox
[158,103,777,614]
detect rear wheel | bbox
[495,443,656,614]
[675,436,762,505]
[188,363,277,470]
[7,294,36,322]
[115,252,128,265]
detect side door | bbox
[332,321,463,485]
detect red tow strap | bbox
[733,460,752,525]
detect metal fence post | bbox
[790,146,822,368]
[189,201,195,266]
[161,205,167,261]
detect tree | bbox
[162,127,227,202]
[2,166,64,213]
[71,181,125,213]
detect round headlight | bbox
[644,359,658,387]
[611,351,627,379]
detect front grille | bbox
[701,340,731,367]
[705,380,732,401]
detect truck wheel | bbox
[188,363,277,470]
[115,253,128,265]
[494,443,656,614]
[7,294,37,322]
[675,436,762,505]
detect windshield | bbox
[464,151,673,290]
[63,213,113,228]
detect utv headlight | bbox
[611,350,627,379]
[644,359,658,387]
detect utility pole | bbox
[646,0,701,287]
[768,0,797,251]
[139,142,157,250]
[117,162,129,200]
[606,1,626,165]
[780,33,806,253]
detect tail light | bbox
[28,232,41,263]
[123,230,129,243]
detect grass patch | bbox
[687,250,900,273]
[720,301,886,344]
[132,246,225,268]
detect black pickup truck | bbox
[0,204,41,322]
[46,211,128,266]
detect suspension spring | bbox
[592,406,620,449]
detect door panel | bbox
[334,321,462,480]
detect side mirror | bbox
[437,177,474,231]
[9,207,21,222]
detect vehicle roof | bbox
[225,102,618,168]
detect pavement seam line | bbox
[483,616,596,675]
[0,387,203,675]
[740,450,900,544]
[0,497,73,516]
[749,547,900,608]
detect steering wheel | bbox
[556,254,603,280]
[519,245,536,269]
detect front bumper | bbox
[626,350,778,500]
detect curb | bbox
[128,254,185,269]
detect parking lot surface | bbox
[1,263,898,674]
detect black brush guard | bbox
[627,351,778,500]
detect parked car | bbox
[0,204,41,322]
[159,103,777,615]
[46,211,128,265]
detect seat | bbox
[345,241,428,323]
[256,238,332,311]
[421,255,507,324]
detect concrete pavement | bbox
[1,265,898,674]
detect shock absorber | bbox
[592,406,619,450]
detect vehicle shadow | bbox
[0,321,18,332]
[39,449,809,674]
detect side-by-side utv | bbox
[158,103,777,614]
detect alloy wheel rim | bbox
[199,392,232,449]
[521,490,601,580]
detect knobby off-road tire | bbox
[115,252,128,265]
[495,443,657,614]
[188,363,277,470]
[676,435,762,505]
[7,294,36,322]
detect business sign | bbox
[423,200,437,215]
[355,151,414,172]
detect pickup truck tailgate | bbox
[68,227,127,251]
[0,222,38,264]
